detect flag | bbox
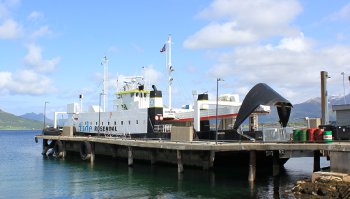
[160,44,166,53]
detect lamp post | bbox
[43,101,49,130]
[341,72,346,104]
[216,78,224,144]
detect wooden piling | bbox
[248,150,256,182]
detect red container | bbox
[315,129,324,141]
[308,128,317,142]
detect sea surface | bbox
[0,130,330,199]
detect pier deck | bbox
[36,135,350,152]
[35,135,350,181]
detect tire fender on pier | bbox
[80,141,92,160]
[54,140,64,158]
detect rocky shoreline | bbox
[292,172,350,198]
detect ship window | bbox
[108,122,110,125]
[102,122,104,125]
[136,120,138,124]
[144,93,147,97]
[121,121,123,125]
[136,93,138,97]
[96,122,98,125]
[129,120,131,125]
[114,121,116,125]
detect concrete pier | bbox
[36,134,350,181]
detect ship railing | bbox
[154,124,172,133]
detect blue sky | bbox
[1,0,350,118]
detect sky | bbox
[1,0,350,118]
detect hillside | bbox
[19,112,54,124]
[0,109,44,130]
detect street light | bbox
[341,72,346,104]
[43,101,49,130]
[216,78,224,144]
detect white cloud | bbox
[184,0,301,49]
[207,37,350,103]
[31,25,52,38]
[0,70,54,95]
[24,43,60,72]
[277,33,313,52]
[0,18,22,39]
[0,72,12,87]
[328,3,350,21]
[0,0,20,18]
[27,11,43,21]
[184,22,258,49]
[142,65,162,86]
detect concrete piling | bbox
[314,150,321,172]
[248,150,256,182]
[177,150,184,173]
[273,150,280,176]
[128,146,133,167]
[150,149,157,165]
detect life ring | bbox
[54,140,64,158]
[80,141,92,160]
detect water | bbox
[0,130,330,199]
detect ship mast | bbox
[167,35,173,109]
[102,56,108,112]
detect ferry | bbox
[47,36,286,140]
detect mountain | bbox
[19,112,53,124]
[0,109,44,130]
[259,94,350,124]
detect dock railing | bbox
[262,127,293,142]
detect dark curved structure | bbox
[233,83,293,130]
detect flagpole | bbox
[168,34,172,110]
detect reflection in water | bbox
[0,130,331,199]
